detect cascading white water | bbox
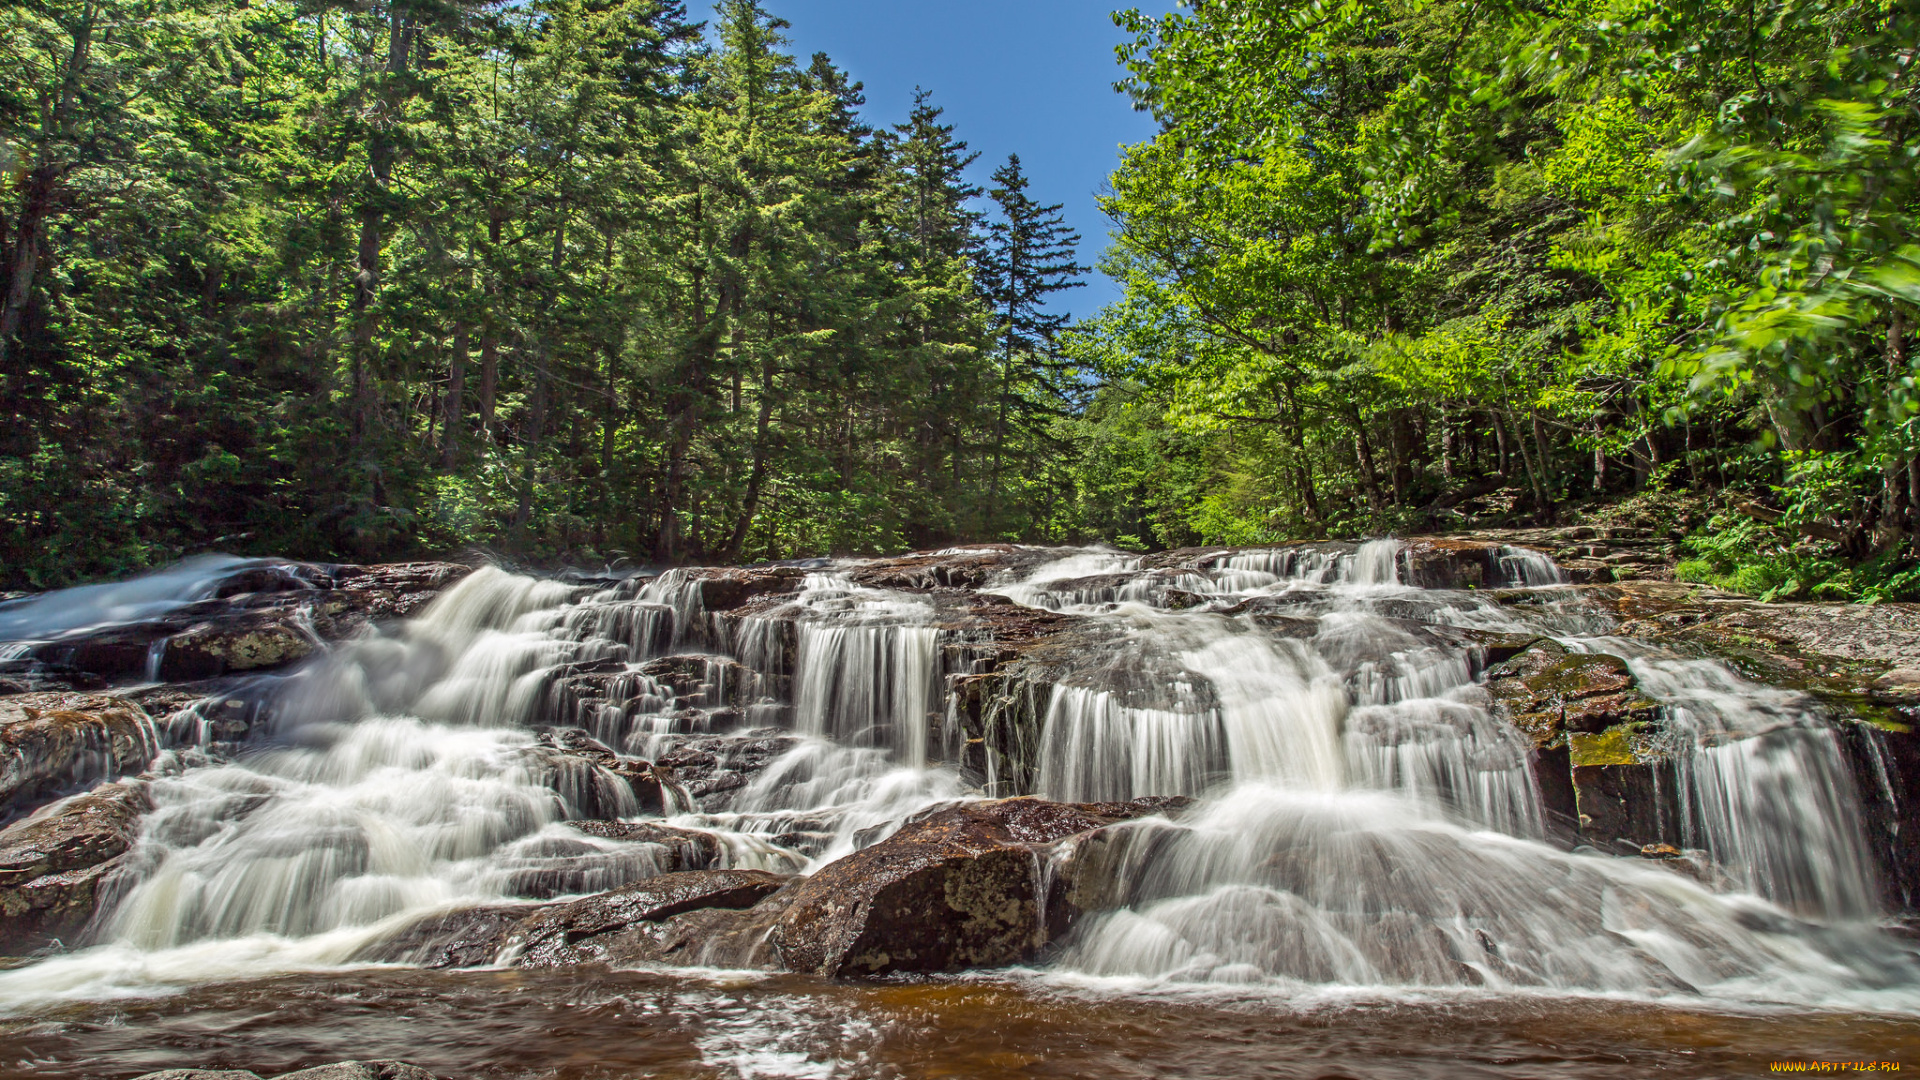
[1,538,1916,1015]
[989,542,1919,1000]
[1036,682,1223,803]
[0,561,974,1003]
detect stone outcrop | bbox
[359,868,791,970]
[11,560,474,688]
[1484,642,1661,748]
[354,904,536,969]
[526,729,672,817]
[766,796,1187,976]
[0,693,156,817]
[1481,641,1676,852]
[507,868,791,967]
[0,780,149,955]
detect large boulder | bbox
[0,693,156,816]
[353,904,537,968]
[0,779,150,954]
[355,868,791,970]
[1482,642,1678,851]
[766,796,1186,977]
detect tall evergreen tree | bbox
[976,153,1085,534]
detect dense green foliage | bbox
[0,0,1087,585]
[1071,0,1920,591]
[10,0,1920,594]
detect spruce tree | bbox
[976,153,1085,535]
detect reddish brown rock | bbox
[767,796,1187,977]
[0,693,156,816]
[507,869,792,968]
[354,904,537,969]
[0,780,150,954]
[1483,643,1660,748]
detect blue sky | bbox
[767,0,1176,317]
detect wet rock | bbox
[767,796,1187,976]
[638,654,750,708]
[353,904,534,969]
[651,731,797,809]
[1399,539,1504,589]
[508,869,792,968]
[649,566,810,615]
[275,1065,439,1080]
[14,561,474,686]
[843,546,1052,593]
[158,614,316,680]
[0,779,148,955]
[0,693,156,816]
[527,730,667,816]
[1483,642,1660,748]
[1041,809,1191,938]
[566,819,721,870]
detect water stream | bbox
[3,542,1918,1076]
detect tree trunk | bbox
[348,5,416,449]
[440,325,467,469]
[724,350,778,561]
[1279,393,1320,523]
[2,4,92,372]
[1878,309,1911,553]
[1348,406,1385,516]
[1531,408,1555,509]
[0,168,55,372]
[1591,422,1607,494]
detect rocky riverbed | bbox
[3,538,1920,1075]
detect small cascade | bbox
[1498,545,1569,587]
[0,554,274,643]
[992,550,1143,610]
[639,568,709,648]
[780,574,943,767]
[1624,652,1881,919]
[1058,783,1912,996]
[1036,683,1223,803]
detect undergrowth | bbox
[1674,514,1920,602]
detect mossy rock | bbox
[1484,642,1662,748]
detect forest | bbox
[4,0,1919,599]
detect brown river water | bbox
[3,967,1916,1079]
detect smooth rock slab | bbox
[507,868,791,967]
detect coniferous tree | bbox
[976,154,1085,535]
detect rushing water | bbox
[1,541,1918,1076]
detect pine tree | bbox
[976,153,1085,535]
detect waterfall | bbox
[0,540,1914,1013]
